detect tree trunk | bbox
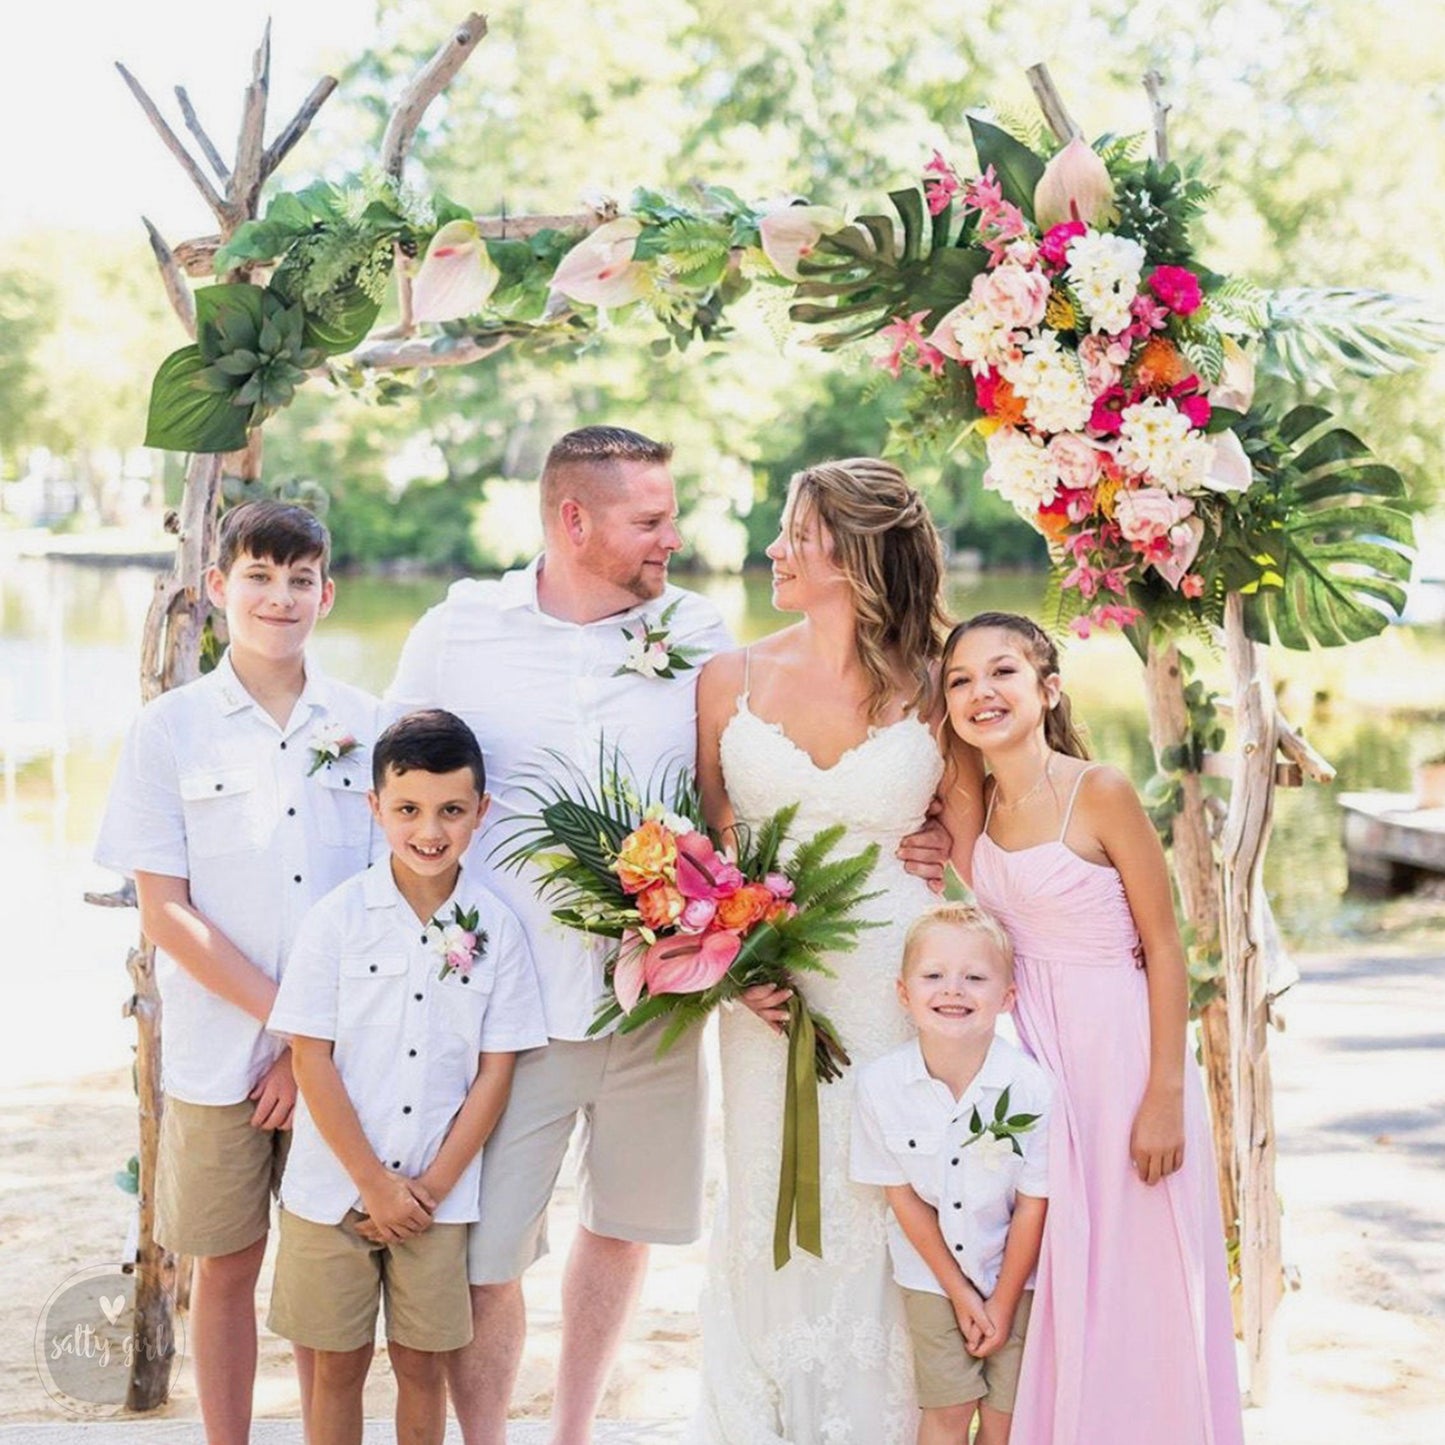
[1141,641,1238,1254]
[1220,594,1284,1401]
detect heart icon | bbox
[98,1295,125,1326]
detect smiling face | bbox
[370,765,490,886]
[206,549,334,665]
[942,625,1061,756]
[765,485,850,613]
[898,922,1016,1044]
[574,460,683,604]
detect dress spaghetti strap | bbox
[1058,764,1100,841]
[741,646,752,701]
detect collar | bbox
[906,1034,1015,1113]
[362,857,470,922]
[494,557,543,612]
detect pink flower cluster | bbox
[610,819,797,1013]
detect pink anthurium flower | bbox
[1033,136,1116,231]
[676,831,741,900]
[549,217,650,307]
[613,933,648,1014]
[411,219,501,323]
[1202,428,1254,494]
[642,929,742,996]
[758,204,847,281]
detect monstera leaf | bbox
[1261,288,1445,389]
[789,188,985,350]
[1239,405,1414,648]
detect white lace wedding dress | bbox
[689,692,944,1445]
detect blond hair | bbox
[902,901,1015,981]
[789,457,947,722]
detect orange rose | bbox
[764,900,799,926]
[614,819,677,894]
[637,882,686,931]
[715,883,775,933]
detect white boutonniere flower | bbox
[306,721,362,776]
[425,903,488,982]
[961,1085,1040,1169]
[614,598,702,680]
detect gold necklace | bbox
[992,754,1054,813]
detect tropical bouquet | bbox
[498,752,881,1267]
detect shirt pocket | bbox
[338,954,407,1030]
[178,766,264,859]
[434,965,491,1047]
[885,1127,945,1198]
[312,765,372,849]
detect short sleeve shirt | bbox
[384,557,733,1040]
[850,1035,1052,1298]
[93,651,380,1105]
[268,861,548,1225]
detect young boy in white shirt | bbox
[267,709,546,1445]
[851,903,1051,1445]
[94,500,378,1441]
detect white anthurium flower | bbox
[411,220,502,323]
[1209,337,1257,413]
[1034,136,1117,231]
[1201,427,1255,494]
[758,203,848,281]
[550,217,650,307]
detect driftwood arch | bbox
[107,13,1391,1411]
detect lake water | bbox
[3,556,1444,964]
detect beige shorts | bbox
[155,1096,288,1258]
[467,1024,706,1284]
[267,1209,471,1353]
[902,1287,1033,1413]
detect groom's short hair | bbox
[540,426,674,513]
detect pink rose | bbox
[763,872,795,900]
[1114,487,1195,547]
[972,264,1050,331]
[1048,433,1105,490]
[1148,265,1203,316]
[1078,334,1126,397]
[679,896,718,933]
[1039,220,1087,270]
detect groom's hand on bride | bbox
[897,798,952,893]
[739,981,793,1032]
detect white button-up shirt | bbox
[851,1035,1052,1298]
[268,861,548,1226]
[384,558,733,1040]
[94,651,380,1106]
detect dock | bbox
[1338,790,1445,895]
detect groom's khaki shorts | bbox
[467,1023,707,1284]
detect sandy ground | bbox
[1,821,1443,1439]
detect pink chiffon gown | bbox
[971,768,1244,1445]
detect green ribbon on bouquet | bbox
[773,994,823,1269]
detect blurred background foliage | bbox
[3,0,1441,572]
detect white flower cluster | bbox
[983,429,1060,511]
[1117,398,1215,492]
[622,635,672,678]
[944,302,1020,374]
[1004,333,1092,435]
[1065,230,1145,336]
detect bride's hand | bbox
[897,797,952,893]
[739,981,793,1032]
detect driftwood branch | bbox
[142,218,197,338]
[351,333,518,371]
[229,22,273,221]
[116,63,227,220]
[174,86,230,184]
[1276,717,1336,784]
[380,12,489,181]
[1025,62,1081,143]
[1144,70,1170,165]
[262,75,339,179]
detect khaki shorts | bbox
[267,1208,471,1353]
[467,1024,706,1284]
[155,1097,288,1258]
[902,1287,1033,1412]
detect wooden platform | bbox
[1338,791,1445,895]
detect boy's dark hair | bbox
[372,710,486,795]
[216,499,331,578]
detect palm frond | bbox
[1261,288,1445,389]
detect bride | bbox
[690,458,973,1444]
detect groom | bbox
[386,425,950,1443]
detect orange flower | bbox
[715,883,775,933]
[614,819,677,894]
[764,900,799,926]
[637,882,686,931]
[1132,336,1191,393]
[991,378,1028,428]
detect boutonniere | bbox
[961,1086,1040,1171]
[306,721,362,777]
[614,598,702,680]
[425,904,488,981]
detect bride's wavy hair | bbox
[788,458,948,722]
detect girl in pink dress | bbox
[941,612,1243,1445]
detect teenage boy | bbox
[94,500,378,1444]
[267,709,546,1445]
[851,903,1052,1445]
